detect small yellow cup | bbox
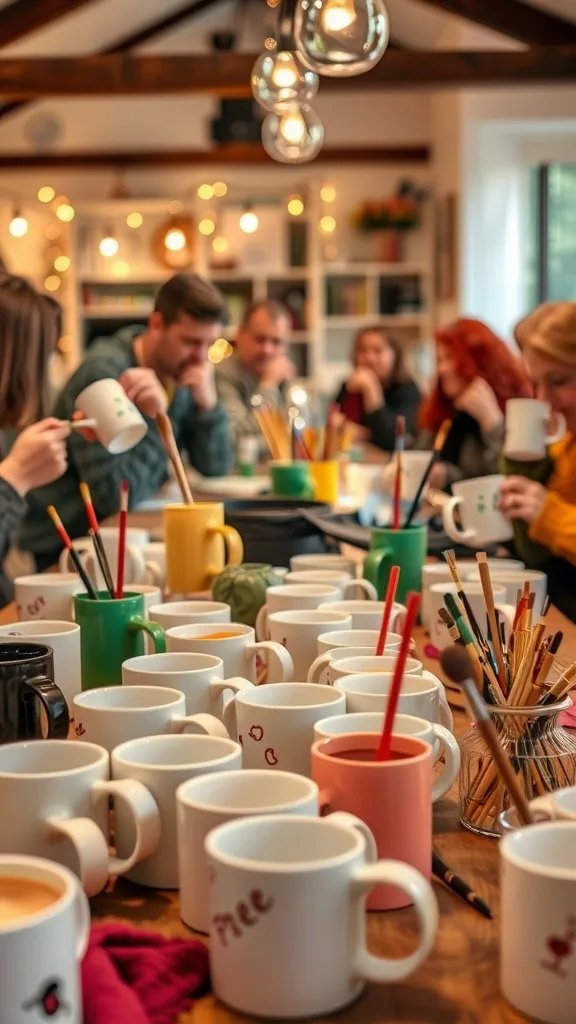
[310,460,339,504]
[163,502,243,594]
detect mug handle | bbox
[421,670,454,732]
[529,794,563,821]
[127,616,166,654]
[442,496,476,545]
[254,604,269,641]
[91,777,161,877]
[363,547,391,598]
[546,411,566,445]
[208,524,244,569]
[58,543,91,576]
[144,559,164,589]
[245,641,294,683]
[24,675,70,738]
[343,579,378,601]
[307,652,332,684]
[170,712,229,739]
[124,544,147,585]
[350,861,438,982]
[430,724,461,802]
[43,815,111,897]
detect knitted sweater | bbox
[19,328,232,559]
[0,477,26,607]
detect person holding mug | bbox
[499,303,576,621]
[418,318,531,489]
[0,275,72,608]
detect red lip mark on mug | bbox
[541,916,576,977]
[248,725,264,742]
[265,747,278,766]
[74,722,86,738]
[238,734,243,746]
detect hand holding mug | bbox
[498,476,547,525]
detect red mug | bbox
[311,732,432,910]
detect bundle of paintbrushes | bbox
[253,397,347,465]
[252,399,291,462]
[440,549,576,835]
[47,479,132,601]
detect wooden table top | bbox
[5,512,576,1023]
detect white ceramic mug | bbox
[335,672,453,731]
[324,656,452,727]
[166,623,294,684]
[111,733,242,889]
[382,451,432,501]
[266,610,352,681]
[73,685,228,751]
[58,532,162,590]
[500,787,576,831]
[421,560,524,632]
[464,567,548,622]
[308,639,404,685]
[222,682,346,776]
[0,855,90,1024]
[290,553,358,577]
[206,814,438,1018]
[0,740,160,897]
[256,584,341,641]
[75,377,148,454]
[14,573,83,623]
[504,398,566,461]
[122,652,255,718]
[284,570,377,600]
[501,822,576,1024]
[317,599,406,631]
[177,770,320,934]
[428,581,514,650]
[313,712,460,801]
[0,620,81,710]
[149,601,231,630]
[442,474,513,547]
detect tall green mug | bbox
[363,525,427,606]
[74,592,166,690]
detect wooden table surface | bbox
[5,512,575,1023]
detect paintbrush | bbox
[376,591,420,761]
[79,482,114,598]
[443,549,495,670]
[432,852,493,920]
[115,480,129,600]
[376,565,400,656]
[392,415,405,530]
[440,646,533,826]
[155,412,194,504]
[47,505,98,600]
[403,419,451,529]
[475,552,507,695]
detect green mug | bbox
[270,461,313,499]
[363,525,428,605]
[74,592,166,690]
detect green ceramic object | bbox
[363,524,428,605]
[212,563,284,627]
[74,591,165,690]
[270,462,314,499]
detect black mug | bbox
[0,643,69,743]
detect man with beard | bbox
[20,273,232,567]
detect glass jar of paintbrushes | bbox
[438,549,576,837]
[459,696,576,837]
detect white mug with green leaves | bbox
[442,474,513,548]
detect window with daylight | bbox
[528,164,576,308]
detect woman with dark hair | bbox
[0,274,70,605]
[419,318,531,487]
[334,326,422,451]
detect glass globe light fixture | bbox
[294,0,389,77]
[251,49,318,111]
[262,103,324,164]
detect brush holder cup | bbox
[459,697,576,837]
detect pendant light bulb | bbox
[262,103,324,164]
[251,49,318,112]
[294,0,389,77]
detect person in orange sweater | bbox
[499,302,576,621]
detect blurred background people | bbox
[335,325,422,451]
[418,318,531,488]
[0,274,70,605]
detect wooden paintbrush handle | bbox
[155,412,194,505]
[477,719,532,825]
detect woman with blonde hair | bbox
[0,274,71,606]
[499,302,576,620]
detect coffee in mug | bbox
[0,876,60,924]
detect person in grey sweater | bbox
[0,275,71,607]
[21,274,233,567]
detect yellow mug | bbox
[164,503,243,593]
[310,460,339,505]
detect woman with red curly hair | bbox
[419,318,531,487]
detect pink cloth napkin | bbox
[82,923,210,1024]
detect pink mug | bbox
[311,732,432,911]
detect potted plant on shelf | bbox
[351,180,427,262]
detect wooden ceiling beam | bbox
[0,144,431,168]
[0,0,225,122]
[0,0,96,48]
[1,49,576,95]
[416,0,576,46]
